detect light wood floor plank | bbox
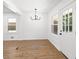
[3,39,66,59]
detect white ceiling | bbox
[4,0,63,13]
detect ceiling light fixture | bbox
[31,8,40,20]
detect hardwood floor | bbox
[4,39,66,59]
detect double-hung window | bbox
[8,18,16,32]
[51,15,58,34]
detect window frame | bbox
[62,8,73,32]
[51,15,58,35]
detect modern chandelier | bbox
[31,8,40,20]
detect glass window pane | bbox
[63,26,65,32]
[63,15,65,19]
[69,26,72,32]
[63,15,65,21]
[54,20,58,24]
[69,12,72,16]
[51,25,58,34]
[63,15,66,32]
[66,26,68,32]
[69,17,72,25]
[54,25,58,34]
[66,14,68,17]
[66,18,68,26]
[8,18,16,32]
[66,14,68,26]
[8,26,16,30]
[63,22,65,26]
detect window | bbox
[51,15,58,34]
[62,8,72,32]
[8,18,16,32]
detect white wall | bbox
[3,11,48,40]
[3,0,76,59]
[48,0,76,59]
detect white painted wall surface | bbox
[3,0,76,59]
[3,12,48,40]
[48,0,76,59]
